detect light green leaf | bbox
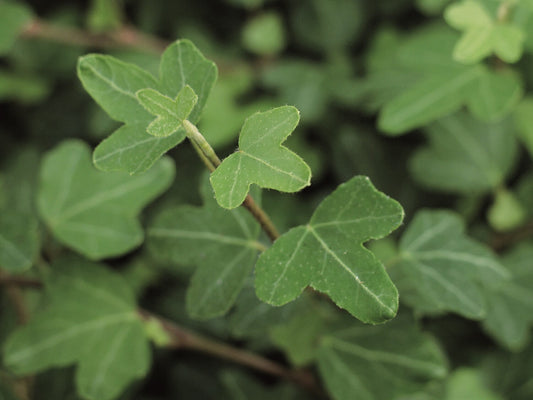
[78,39,216,174]
[395,210,509,319]
[136,86,198,137]
[409,112,518,194]
[481,243,533,350]
[242,11,286,56]
[487,188,527,232]
[444,368,503,400]
[444,1,492,29]
[317,315,448,400]
[148,178,261,319]
[0,211,39,272]
[492,25,525,63]
[3,257,151,400]
[466,69,523,122]
[38,140,174,260]
[0,2,33,54]
[452,26,494,64]
[255,176,404,324]
[378,66,483,135]
[210,106,311,209]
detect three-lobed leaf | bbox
[210,106,311,209]
[3,257,151,400]
[38,140,174,260]
[393,210,509,319]
[255,176,404,324]
[317,315,448,400]
[78,39,217,174]
[148,178,262,319]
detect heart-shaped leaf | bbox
[210,106,311,209]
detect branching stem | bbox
[183,120,280,241]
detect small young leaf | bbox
[255,176,404,324]
[317,315,448,400]
[136,86,198,137]
[78,39,216,174]
[409,112,518,194]
[3,257,151,400]
[38,140,175,260]
[444,368,503,400]
[148,178,261,319]
[395,210,509,319]
[487,188,527,232]
[0,211,39,272]
[481,243,533,351]
[0,2,33,54]
[444,0,492,29]
[210,106,311,209]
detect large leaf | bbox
[481,243,533,350]
[3,257,151,400]
[0,211,39,272]
[409,112,518,194]
[317,315,448,400]
[255,176,404,324]
[148,178,261,319]
[78,39,217,174]
[210,106,311,209]
[38,140,174,260]
[394,210,509,319]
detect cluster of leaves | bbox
[1,0,533,400]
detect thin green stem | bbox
[183,120,280,241]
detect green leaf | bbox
[242,12,286,56]
[255,176,404,324]
[38,140,175,260]
[492,25,525,63]
[148,178,261,319]
[444,368,503,400]
[0,211,39,272]
[444,1,492,29]
[467,69,523,122]
[0,2,33,54]
[136,86,198,137]
[409,112,518,194]
[317,314,448,400]
[378,66,483,135]
[78,39,217,174]
[487,188,527,232]
[395,210,509,319]
[514,97,533,157]
[210,106,311,209]
[481,243,533,350]
[3,257,151,400]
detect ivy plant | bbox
[1,1,533,400]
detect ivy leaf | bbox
[466,69,523,122]
[481,243,533,350]
[148,178,261,319]
[378,66,483,135]
[78,39,216,174]
[136,86,198,137]
[317,315,448,400]
[255,176,404,324]
[38,140,175,260]
[409,112,518,194]
[0,211,39,272]
[3,257,151,400]
[0,2,33,54]
[210,106,311,209]
[394,210,509,319]
[444,0,525,64]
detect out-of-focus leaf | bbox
[3,257,151,400]
[0,70,50,104]
[444,368,503,400]
[0,1,33,54]
[487,188,527,232]
[38,140,174,259]
[514,97,533,157]
[409,112,518,194]
[242,12,286,56]
[0,211,39,272]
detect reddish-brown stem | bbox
[490,219,533,251]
